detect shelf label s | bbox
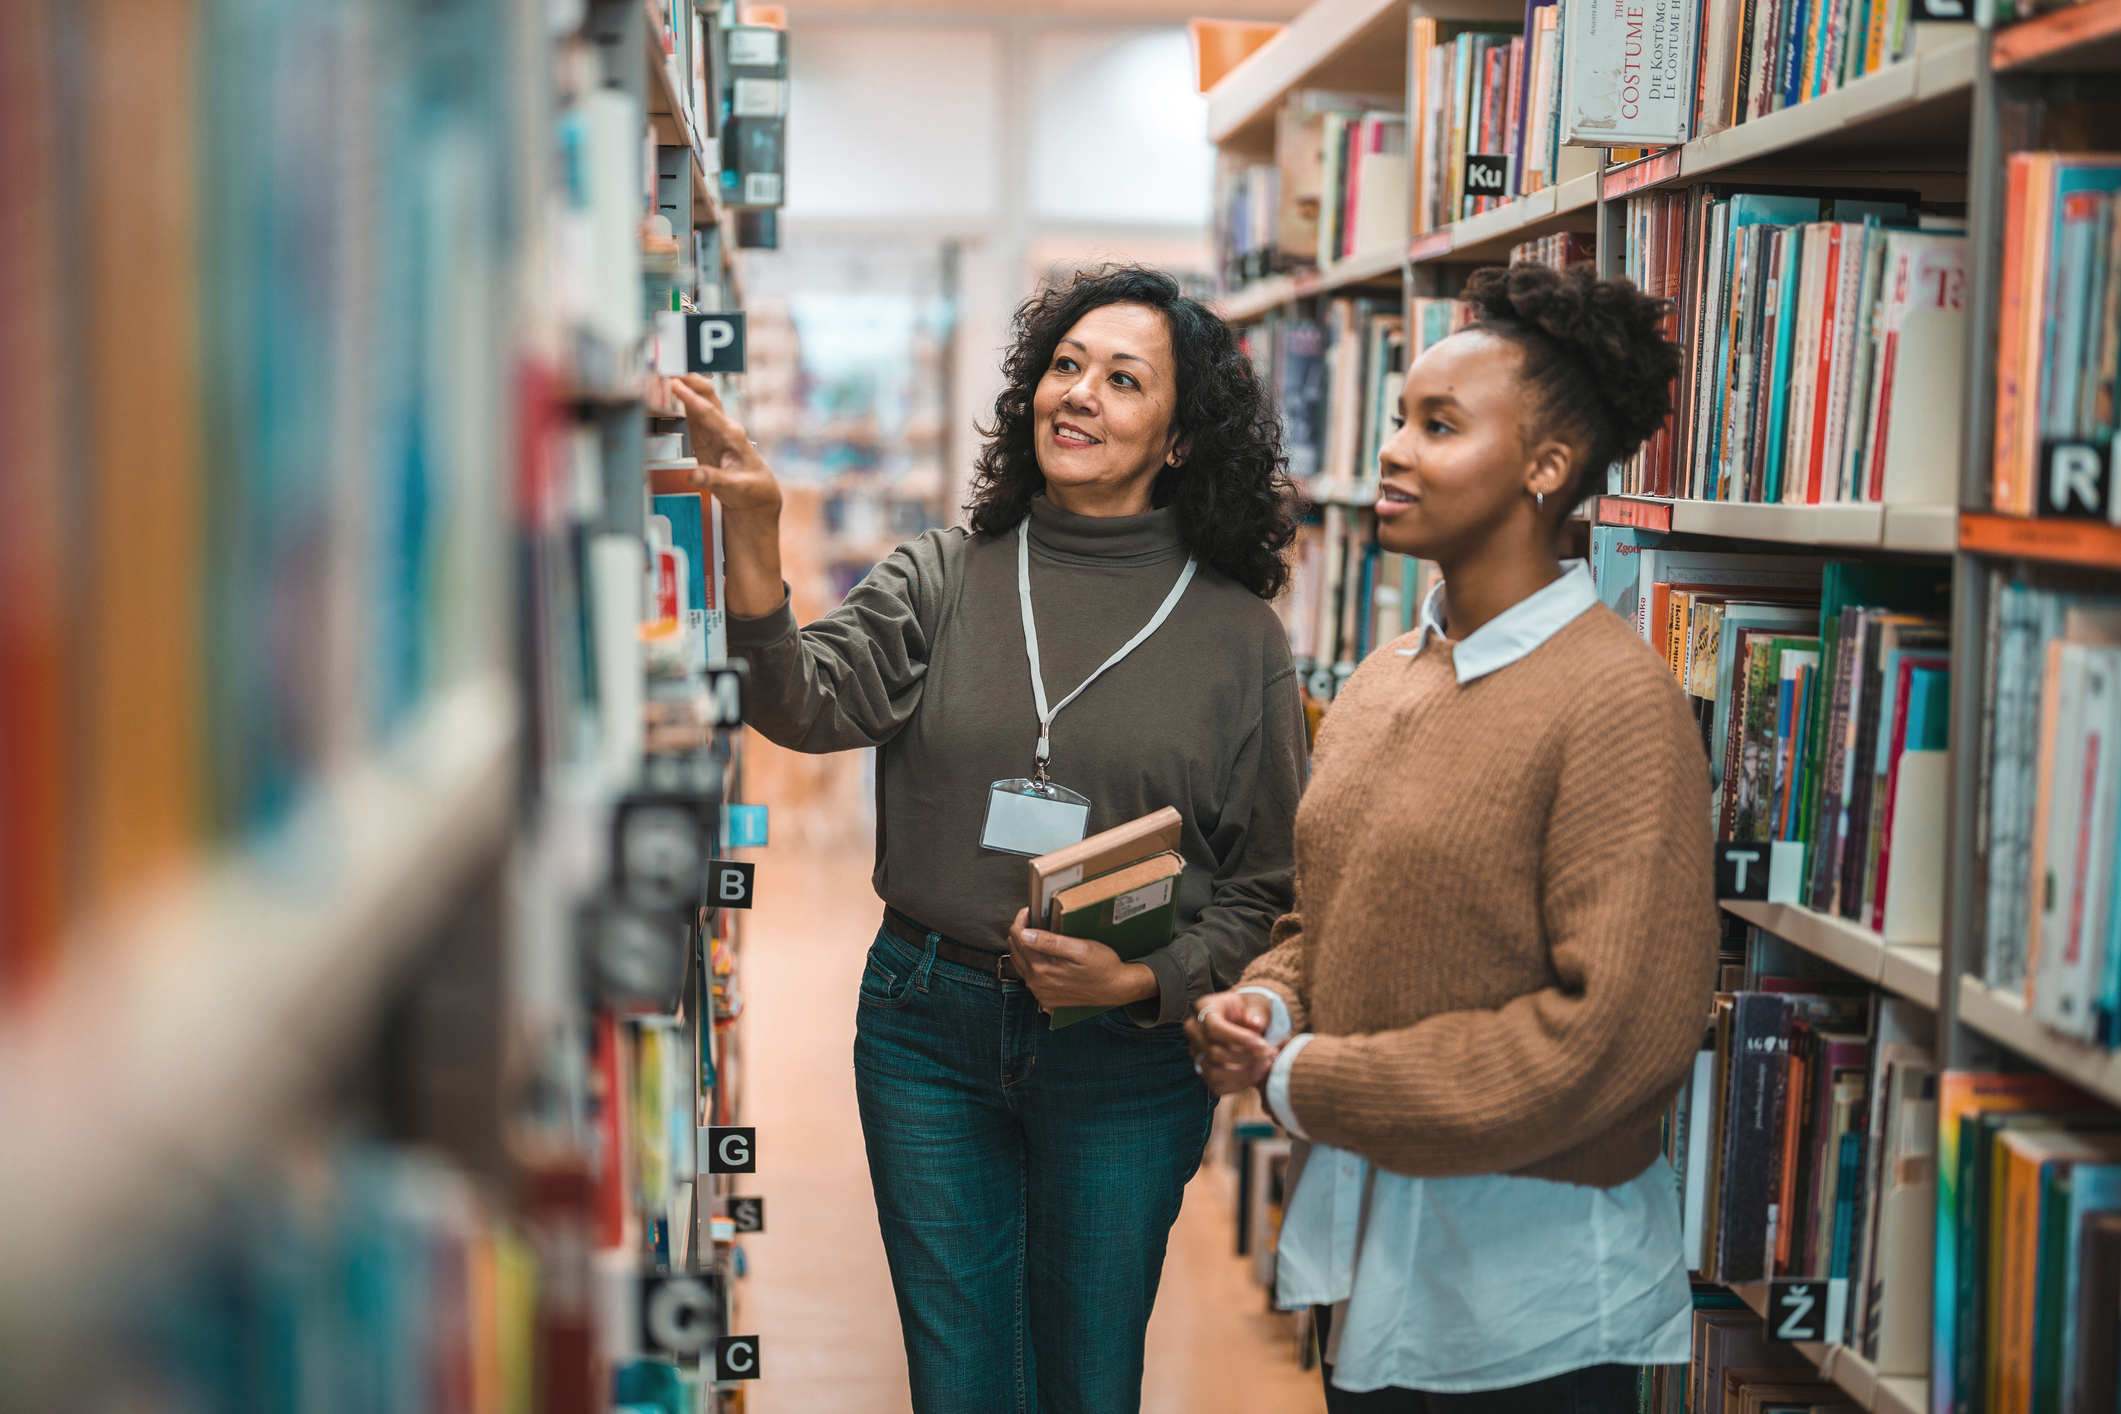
[729,1196,765,1232]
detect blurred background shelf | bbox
[1217,242,1403,322]
[1993,0,2121,70]
[1206,0,1415,150]
[0,673,519,1322]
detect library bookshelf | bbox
[1209,0,2121,1405]
[2,0,760,1404]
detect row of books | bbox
[1993,154,2121,519]
[1936,1071,2121,1414]
[1981,573,2121,1051]
[1238,297,1473,498]
[1215,95,1410,295]
[1664,929,1938,1360]
[1591,538,1953,936]
[1281,511,1413,709]
[0,0,518,998]
[1511,231,1597,270]
[1685,0,1926,143]
[1411,11,1567,232]
[1617,184,1966,507]
[99,1142,554,1414]
[1668,1290,1868,1410]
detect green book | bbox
[1045,851,1185,1029]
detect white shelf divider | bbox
[1596,496,1959,553]
[1957,975,2121,1107]
[1721,900,1940,1007]
[0,672,520,1324]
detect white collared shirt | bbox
[1234,558,1690,1394]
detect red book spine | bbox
[1805,226,1844,504]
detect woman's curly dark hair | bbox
[965,264,1298,599]
[1459,263,1681,508]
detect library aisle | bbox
[733,766,1325,1414]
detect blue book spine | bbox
[651,493,709,669]
[1763,236,1804,502]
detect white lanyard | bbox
[1017,517,1196,782]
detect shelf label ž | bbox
[1766,1277,1847,1344]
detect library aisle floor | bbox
[737,739,1326,1414]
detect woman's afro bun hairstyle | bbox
[1458,263,1683,506]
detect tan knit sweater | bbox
[1241,602,1718,1188]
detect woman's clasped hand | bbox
[1182,990,1277,1093]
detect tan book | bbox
[1027,806,1182,927]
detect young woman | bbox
[1187,263,1717,1413]
[671,265,1303,1413]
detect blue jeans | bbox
[853,919,1216,1414]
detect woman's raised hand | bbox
[668,373,781,518]
[666,373,787,618]
[1184,991,1278,1096]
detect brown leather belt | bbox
[886,908,1022,983]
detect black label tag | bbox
[685,313,747,374]
[711,860,756,910]
[1767,1279,1826,1342]
[2039,439,2113,519]
[714,1334,762,1381]
[729,1196,766,1232]
[640,1274,724,1356]
[1463,154,1511,199]
[1911,0,1971,19]
[705,663,747,726]
[1714,840,1772,900]
[706,1126,756,1173]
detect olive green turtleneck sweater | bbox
[728,496,1303,1026]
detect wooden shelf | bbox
[1595,29,1977,204]
[1205,0,1413,150]
[1216,242,1404,324]
[643,0,720,224]
[1407,172,1602,266]
[1722,901,1941,1007]
[1594,496,1957,552]
[1994,0,2121,70]
[0,673,520,1322]
[1729,1281,1922,1412]
[1960,510,2121,570]
[1958,975,2121,1107]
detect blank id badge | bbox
[980,778,1090,857]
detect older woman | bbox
[672,264,1303,1414]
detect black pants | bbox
[1314,1305,1643,1414]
